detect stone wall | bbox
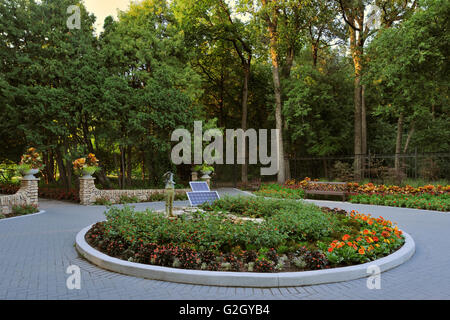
[79,177,189,205]
[0,178,39,215]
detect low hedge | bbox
[349,193,450,211]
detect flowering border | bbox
[75,223,415,287]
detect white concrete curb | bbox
[76,225,415,288]
[0,210,46,222]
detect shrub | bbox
[294,246,328,270]
[94,197,112,205]
[12,204,39,215]
[103,205,288,252]
[349,193,450,211]
[0,183,20,194]
[254,183,305,199]
[253,257,275,272]
[38,187,79,202]
[202,196,309,218]
[118,195,139,204]
[147,193,165,202]
[331,161,353,181]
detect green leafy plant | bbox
[18,147,44,173]
[349,193,450,211]
[94,197,113,205]
[193,161,214,173]
[12,204,39,215]
[118,195,139,204]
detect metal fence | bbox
[212,152,450,186]
[288,152,450,183]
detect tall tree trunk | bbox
[55,147,69,190]
[241,65,250,186]
[42,150,55,184]
[401,121,415,171]
[82,119,111,188]
[312,43,318,67]
[395,113,404,180]
[353,77,363,181]
[403,122,415,154]
[119,146,125,189]
[350,24,364,181]
[361,85,367,178]
[281,46,295,181]
[262,0,285,183]
[142,152,146,182]
[126,146,132,186]
[269,44,285,183]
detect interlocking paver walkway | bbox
[0,188,449,299]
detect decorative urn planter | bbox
[22,168,39,179]
[81,167,97,178]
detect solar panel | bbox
[187,191,220,206]
[189,181,210,192]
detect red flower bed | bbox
[1,183,79,202]
[284,178,450,196]
[39,187,79,202]
[0,183,20,194]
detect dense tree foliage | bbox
[0,0,448,187]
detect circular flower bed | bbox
[85,197,405,273]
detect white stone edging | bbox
[76,224,415,288]
[0,210,46,222]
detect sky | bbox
[82,0,246,33]
[83,0,137,32]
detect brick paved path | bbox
[0,188,449,299]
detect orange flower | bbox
[342,234,351,241]
[358,248,365,255]
[381,231,391,238]
[328,247,333,253]
[363,229,370,235]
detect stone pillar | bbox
[191,171,198,181]
[201,173,211,188]
[20,177,39,207]
[79,177,96,205]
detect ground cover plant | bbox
[349,193,450,211]
[86,196,405,272]
[12,204,39,216]
[255,178,450,211]
[0,182,80,202]
[253,183,305,200]
[0,204,39,219]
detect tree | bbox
[174,0,254,185]
[366,0,449,179]
[99,0,201,186]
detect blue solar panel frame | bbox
[189,181,210,192]
[187,191,220,206]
